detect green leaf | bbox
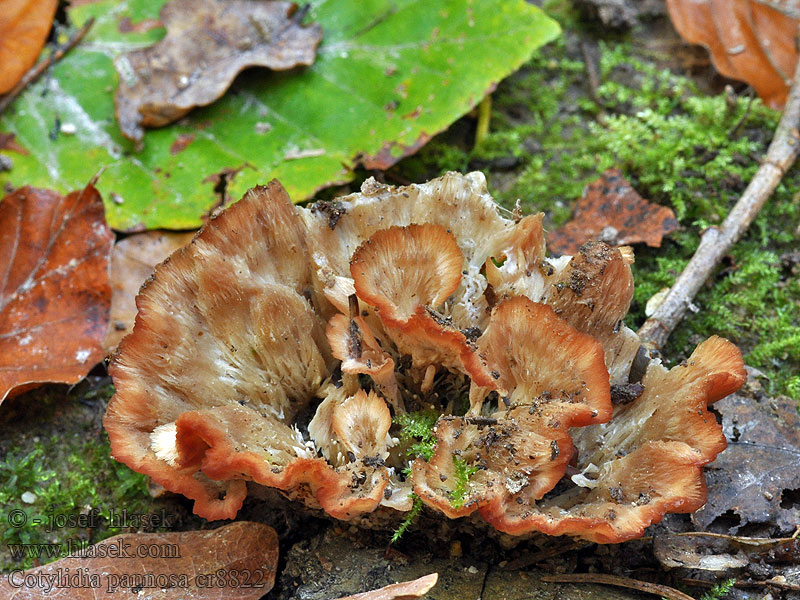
[0,0,559,230]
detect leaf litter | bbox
[105,229,196,353]
[114,0,323,143]
[666,0,798,108]
[0,521,279,599]
[0,184,113,404]
[547,168,679,255]
[0,0,58,94]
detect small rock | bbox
[60,122,77,135]
[467,565,479,574]
[0,155,12,171]
[21,491,37,504]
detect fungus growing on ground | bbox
[104,172,746,542]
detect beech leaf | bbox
[547,169,679,256]
[0,521,279,599]
[0,0,560,231]
[0,0,58,94]
[666,0,798,109]
[105,230,196,353]
[115,0,322,142]
[0,184,113,404]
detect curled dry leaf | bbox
[0,185,113,404]
[336,573,439,600]
[105,172,745,543]
[666,0,799,108]
[115,0,322,142]
[0,0,58,94]
[0,521,278,599]
[105,230,196,353]
[692,391,800,534]
[548,169,679,256]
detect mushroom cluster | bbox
[105,172,746,543]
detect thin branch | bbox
[637,53,800,350]
[540,573,695,600]
[0,18,95,116]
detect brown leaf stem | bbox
[540,573,695,600]
[0,18,95,116]
[637,52,800,350]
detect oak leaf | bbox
[666,0,798,108]
[0,185,113,404]
[547,169,679,256]
[0,0,58,94]
[693,391,800,534]
[0,521,278,599]
[115,0,322,142]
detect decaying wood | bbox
[637,53,800,350]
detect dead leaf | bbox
[0,0,58,94]
[0,521,278,599]
[104,230,196,353]
[335,573,439,600]
[547,169,679,256]
[0,185,113,404]
[114,0,323,142]
[693,391,800,534]
[666,0,798,108]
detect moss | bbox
[392,23,800,404]
[393,409,439,467]
[0,382,166,570]
[449,455,479,510]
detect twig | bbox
[728,87,755,138]
[0,18,95,116]
[474,95,492,147]
[540,573,695,600]
[637,54,800,350]
[580,40,601,103]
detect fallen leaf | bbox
[105,230,196,353]
[115,0,323,142]
[666,0,798,108]
[0,185,113,404]
[547,169,679,256]
[336,573,439,600]
[693,391,800,534]
[0,521,278,599]
[0,0,58,94]
[0,0,560,231]
[0,132,27,154]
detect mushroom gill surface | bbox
[105,172,745,541]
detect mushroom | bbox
[105,172,745,541]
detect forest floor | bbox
[1,2,798,599]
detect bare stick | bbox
[637,55,800,350]
[541,573,695,600]
[0,18,95,116]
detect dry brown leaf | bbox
[336,573,439,600]
[693,392,800,534]
[0,0,58,94]
[105,230,195,353]
[666,0,799,108]
[0,521,278,599]
[0,185,113,404]
[547,169,679,256]
[114,0,323,142]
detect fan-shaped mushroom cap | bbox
[105,172,746,540]
[413,297,611,521]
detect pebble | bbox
[60,122,77,135]
[21,491,36,504]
